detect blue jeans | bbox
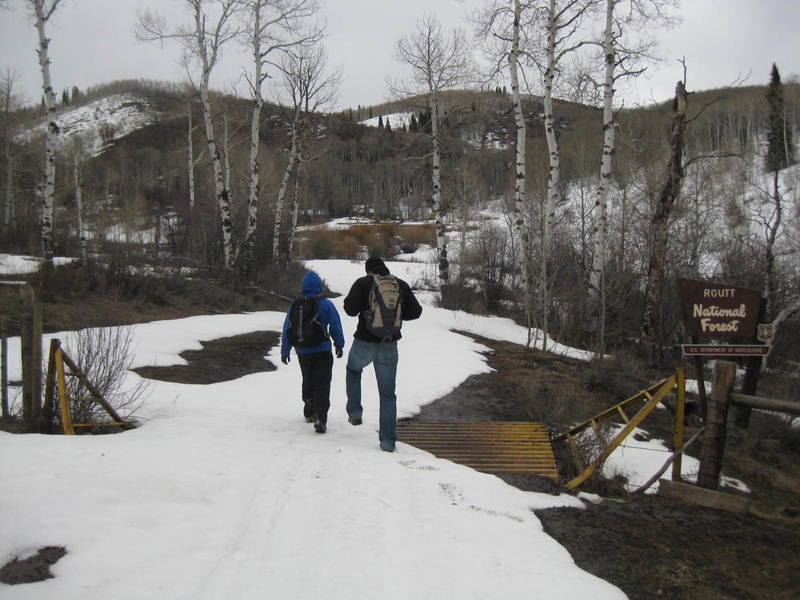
[346,339,398,442]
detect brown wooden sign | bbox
[675,278,762,338]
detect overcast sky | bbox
[1,0,798,111]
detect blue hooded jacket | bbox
[281,271,345,358]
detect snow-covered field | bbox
[0,255,748,599]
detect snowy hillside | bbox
[360,111,413,129]
[16,93,155,156]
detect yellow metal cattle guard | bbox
[397,421,559,481]
[555,368,686,489]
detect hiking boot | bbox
[348,416,363,426]
[314,419,327,434]
[380,439,395,452]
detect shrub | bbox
[439,282,484,312]
[308,231,337,259]
[395,224,434,254]
[48,326,149,433]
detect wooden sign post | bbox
[697,361,736,490]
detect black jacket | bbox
[343,270,422,343]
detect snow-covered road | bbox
[0,259,625,599]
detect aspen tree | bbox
[73,148,87,261]
[584,0,678,351]
[537,0,594,350]
[473,1,543,342]
[238,0,320,272]
[30,0,64,259]
[137,0,241,270]
[187,100,196,211]
[394,13,473,284]
[273,44,338,264]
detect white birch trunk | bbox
[242,15,264,275]
[223,113,231,194]
[73,156,87,262]
[199,86,235,269]
[241,94,262,272]
[201,91,235,269]
[287,168,301,261]
[34,0,60,260]
[430,93,449,282]
[192,2,235,271]
[272,113,301,262]
[188,102,195,211]
[509,0,532,339]
[588,0,616,302]
[540,0,562,352]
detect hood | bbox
[365,257,390,276]
[302,271,323,296]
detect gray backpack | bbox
[365,275,403,341]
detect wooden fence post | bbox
[671,367,686,482]
[1,315,8,420]
[734,299,766,430]
[20,287,43,432]
[697,361,736,490]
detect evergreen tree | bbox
[378,115,383,128]
[61,88,69,105]
[410,113,418,131]
[418,110,432,134]
[72,85,81,101]
[385,119,392,132]
[765,63,795,172]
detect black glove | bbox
[281,354,290,365]
[335,346,343,359]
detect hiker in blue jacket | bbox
[281,271,345,434]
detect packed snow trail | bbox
[0,259,625,599]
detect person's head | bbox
[302,271,322,296]
[365,257,389,276]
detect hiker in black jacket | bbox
[343,257,422,452]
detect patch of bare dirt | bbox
[133,331,280,384]
[0,546,67,585]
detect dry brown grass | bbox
[299,223,435,259]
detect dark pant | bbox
[297,350,333,423]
